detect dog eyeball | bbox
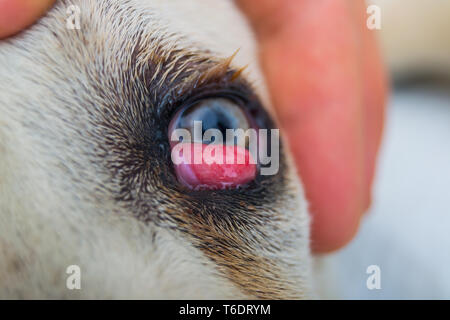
[169,98,251,147]
[168,98,258,190]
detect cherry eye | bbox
[168,98,258,190]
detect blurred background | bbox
[330,82,450,299]
[325,0,450,299]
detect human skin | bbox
[0,0,387,253]
[237,0,387,253]
[0,0,55,38]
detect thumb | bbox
[236,0,371,252]
[0,0,55,38]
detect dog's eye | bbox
[170,98,251,146]
[168,98,257,190]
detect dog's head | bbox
[0,0,312,299]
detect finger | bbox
[0,0,55,39]
[352,0,388,209]
[237,0,368,252]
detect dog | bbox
[0,0,312,299]
[0,0,448,299]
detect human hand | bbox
[0,0,55,38]
[236,0,388,253]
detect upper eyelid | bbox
[129,41,258,119]
[162,80,257,118]
[154,66,256,119]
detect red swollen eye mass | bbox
[168,98,258,190]
[173,143,257,190]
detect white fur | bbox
[0,0,311,299]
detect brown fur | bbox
[0,0,312,299]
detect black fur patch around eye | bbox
[84,36,297,299]
[92,41,288,208]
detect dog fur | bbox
[0,0,312,299]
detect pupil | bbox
[181,102,237,136]
[200,110,231,135]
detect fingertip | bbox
[311,206,363,253]
[0,0,55,39]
